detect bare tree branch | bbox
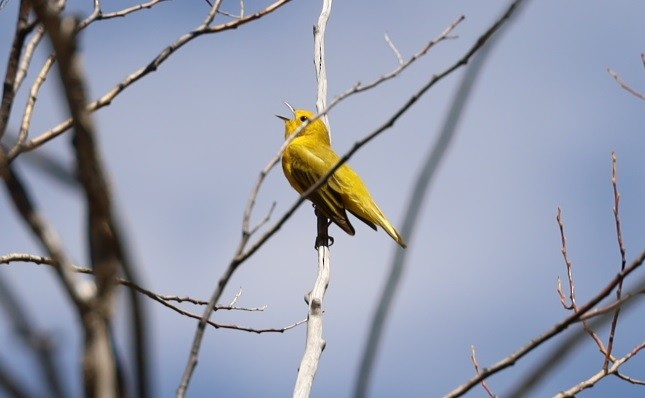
[607,55,645,100]
[1,253,292,334]
[447,248,645,397]
[604,152,627,369]
[384,33,404,65]
[294,3,334,395]
[556,208,608,353]
[79,0,169,29]
[14,25,45,93]
[470,345,497,398]
[8,53,54,159]
[8,0,294,162]
[555,342,645,397]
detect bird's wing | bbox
[287,144,356,236]
[326,162,379,231]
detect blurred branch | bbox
[579,287,644,321]
[0,150,88,307]
[0,0,31,142]
[7,131,151,398]
[355,0,529,396]
[0,274,66,398]
[0,355,32,398]
[29,1,122,396]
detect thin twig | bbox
[556,208,575,309]
[80,0,168,29]
[615,369,645,385]
[384,33,403,65]
[578,287,645,321]
[604,152,627,369]
[556,208,607,353]
[1,252,275,321]
[14,25,45,92]
[555,342,645,397]
[9,54,55,158]
[248,201,276,236]
[470,346,497,398]
[607,65,645,100]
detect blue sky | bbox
[1,1,644,397]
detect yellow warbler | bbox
[277,104,407,248]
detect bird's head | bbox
[276,103,330,143]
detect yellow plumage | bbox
[277,107,407,248]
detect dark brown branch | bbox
[1,253,282,327]
[0,0,31,141]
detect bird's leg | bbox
[313,206,334,249]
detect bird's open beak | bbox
[275,101,296,122]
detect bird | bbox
[277,103,407,248]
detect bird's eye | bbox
[299,115,308,122]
